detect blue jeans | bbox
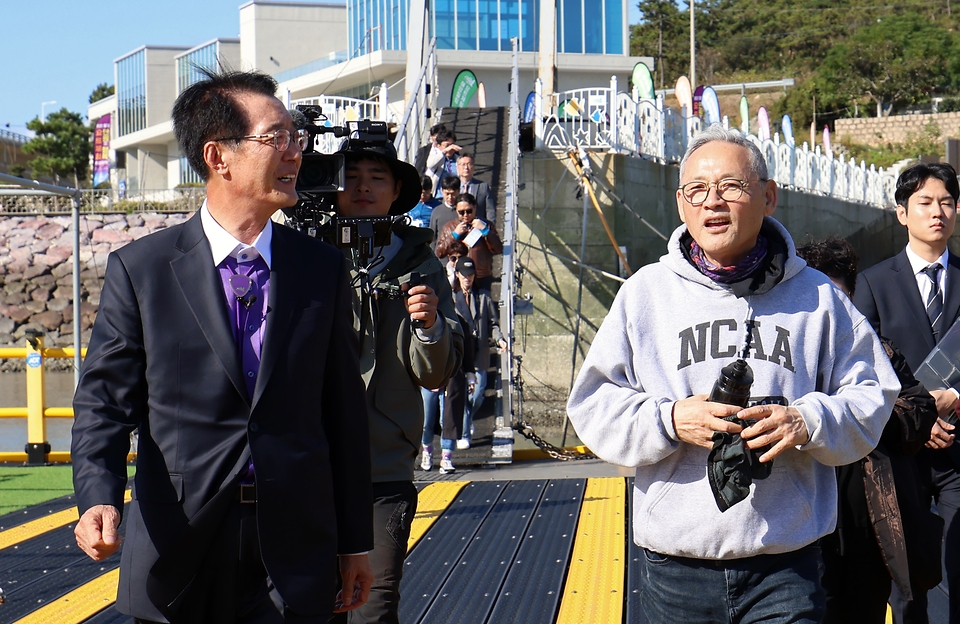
[639,544,825,624]
[420,387,453,452]
[463,369,487,440]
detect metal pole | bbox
[689,0,696,91]
[562,177,591,448]
[72,197,82,386]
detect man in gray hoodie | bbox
[567,125,899,623]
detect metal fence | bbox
[291,87,390,154]
[533,77,898,208]
[0,187,206,215]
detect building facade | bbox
[90,0,649,191]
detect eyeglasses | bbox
[457,209,474,216]
[679,178,767,205]
[215,128,310,152]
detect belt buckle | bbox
[239,483,257,504]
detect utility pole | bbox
[658,6,665,89]
[689,0,696,91]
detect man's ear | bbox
[675,189,687,223]
[203,141,229,179]
[896,203,909,227]
[762,179,778,217]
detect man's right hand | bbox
[926,417,956,449]
[75,504,122,561]
[671,395,744,449]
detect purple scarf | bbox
[691,235,769,283]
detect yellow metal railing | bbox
[0,333,86,465]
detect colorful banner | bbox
[675,76,692,116]
[757,107,771,141]
[523,92,537,123]
[632,63,655,100]
[450,69,479,108]
[701,87,720,126]
[93,114,111,187]
[781,114,795,146]
[739,96,749,134]
[692,85,705,118]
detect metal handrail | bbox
[0,187,206,214]
[394,38,439,164]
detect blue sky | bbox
[2,0,244,134]
[3,1,642,136]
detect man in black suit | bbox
[71,69,374,623]
[456,152,496,223]
[855,162,960,624]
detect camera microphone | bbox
[289,107,310,130]
[239,294,258,309]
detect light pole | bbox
[41,100,57,122]
[689,0,696,91]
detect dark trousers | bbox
[137,500,286,624]
[330,481,418,624]
[891,450,960,624]
[821,528,891,624]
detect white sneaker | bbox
[439,454,456,474]
[456,438,471,450]
[420,446,433,471]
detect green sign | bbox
[451,70,479,108]
[632,63,654,100]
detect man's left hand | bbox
[930,389,958,419]
[334,554,373,613]
[926,417,956,449]
[404,283,439,329]
[738,404,809,462]
[470,218,486,231]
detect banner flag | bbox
[93,114,111,187]
[451,69,479,108]
[632,63,655,100]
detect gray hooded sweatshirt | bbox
[567,217,899,559]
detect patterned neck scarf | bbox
[691,234,769,283]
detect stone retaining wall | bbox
[835,111,960,146]
[0,213,189,370]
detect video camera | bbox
[283,105,401,260]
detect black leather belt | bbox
[239,483,257,504]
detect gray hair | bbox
[678,125,768,182]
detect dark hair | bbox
[420,175,433,191]
[429,123,447,136]
[895,162,960,210]
[172,68,278,181]
[436,128,456,144]
[795,236,859,297]
[440,175,461,191]
[456,192,478,207]
[458,151,473,161]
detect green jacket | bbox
[349,224,463,482]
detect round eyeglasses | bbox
[215,128,310,152]
[679,178,767,205]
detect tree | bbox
[22,109,91,187]
[89,83,115,104]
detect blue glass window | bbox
[457,0,477,49]
[604,0,622,53]
[116,49,146,137]
[479,0,499,50]
[520,0,537,52]
[560,0,582,53]
[585,0,603,53]
[499,0,520,51]
[434,0,456,49]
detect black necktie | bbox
[922,264,944,338]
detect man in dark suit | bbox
[855,162,960,624]
[456,152,496,223]
[71,69,374,623]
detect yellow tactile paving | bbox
[12,567,119,624]
[0,490,132,551]
[555,477,626,624]
[407,481,470,552]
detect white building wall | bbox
[145,48,187,128]
[240,1,348,74]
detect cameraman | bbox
[332,137,463,624]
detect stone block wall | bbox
[835,112,960,146]
[0,213,189,370]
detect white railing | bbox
[291,86,389,154]
[533,78,897,208]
